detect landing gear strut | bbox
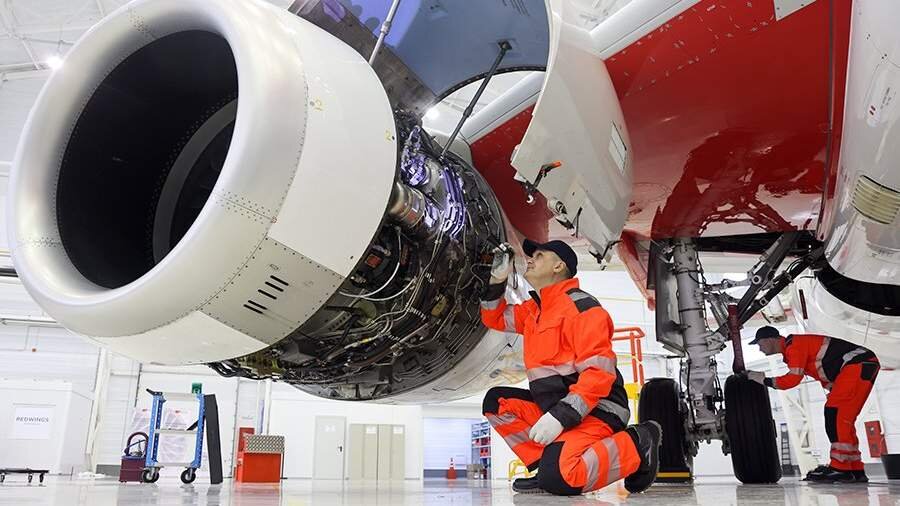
[671,239,724,441]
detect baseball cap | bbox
[749,325,781,345]
[522,239,577,277]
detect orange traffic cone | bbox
[446,458,457,480]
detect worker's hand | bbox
[743,370,766,385]
[529,412,563,446]
[489,243,514,284]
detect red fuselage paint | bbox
[607,0,846,239]
[469,106,554,243]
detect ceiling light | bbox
[46,55,64,70]
[425,107,440,121]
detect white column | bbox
[769,356,819,474]
[85,348,111,473]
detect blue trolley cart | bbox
[141,389,205,484]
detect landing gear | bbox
[655,238,726,443]
[638,378,694,482]
[724,375,782,483]
[651,233,824,485]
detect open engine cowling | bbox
[9,0,524,401]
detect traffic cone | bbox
[446,458,457,480]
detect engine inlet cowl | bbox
[9,0,397,363]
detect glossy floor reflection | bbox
[0,475,897,505]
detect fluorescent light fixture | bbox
[46,55,64,70]
[0,315,58,327]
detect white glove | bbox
[489,243,513,284]
[745,370,766,385]
[529,412,564,446]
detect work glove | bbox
[529,412,564,446]
[489,243,514,284]
[742,370,766,385]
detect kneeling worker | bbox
[745,326,880,483]
[480,239,662,495]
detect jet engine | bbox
[8,0,524,401]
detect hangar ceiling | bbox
[0,0,295,166]
[0,0,633,86]
[0,0,295,75]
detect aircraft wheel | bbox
[638,378,693,482]
[724,375,782,484]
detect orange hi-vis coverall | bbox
[480,277,639,495]
[764,334,880,471]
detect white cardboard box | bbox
[0,379,92,474]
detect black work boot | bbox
[512,475,546,494]
[803,464,829,479]
[852,470,868,483]
[804,465,857,483]
[624,421,662,494]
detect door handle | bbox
[338,445,343,452]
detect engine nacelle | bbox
[9,0,523,401]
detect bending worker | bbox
[745,326,880,483]
[480,239,662,495]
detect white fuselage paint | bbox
[824,0,900,285]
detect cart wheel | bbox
[1,474,5,483]
[141,469,160,483]
[28,474,33,484]
[180,468,197,484]
[39,473,45,484]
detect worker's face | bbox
[757,337,781,356]
[524,250,567,290]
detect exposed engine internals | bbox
[207,112,507,400]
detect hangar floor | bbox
[0,475,897,505]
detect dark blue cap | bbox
[523,239,577,277]
[749,325,781,345]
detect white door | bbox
[313,416,346,479]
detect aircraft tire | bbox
[724,375,782,484]
[638,378,693,481]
